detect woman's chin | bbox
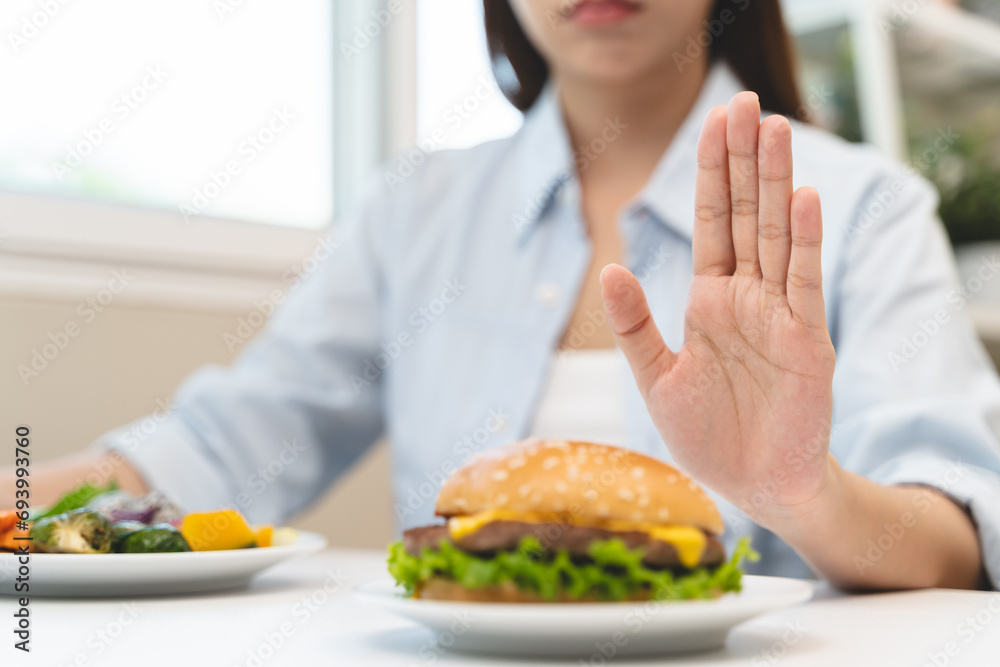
[558,52,690,90]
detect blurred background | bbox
[2,0,999,548]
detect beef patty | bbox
[403,521,725,570]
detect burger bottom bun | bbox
[416,576,654,603]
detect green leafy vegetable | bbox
[30,509,112,554]
[34,481,119,520]
[110,520,148,551]
[116,524,191,553]
[388,536,758,602]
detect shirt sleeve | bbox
[831,167,1000,590]
[94,185,390,525]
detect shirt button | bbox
[535,282,561,309]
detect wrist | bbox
[753,457,882,589]
[753,453,852,540]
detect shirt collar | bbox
[510,83,575,242]
[510,62,746,244]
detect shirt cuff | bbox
[867,453,1000,590]
[93,416,237,515]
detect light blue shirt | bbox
[102,65,1000,588]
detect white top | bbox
[11,549,1000,666]
[529,348,628,446]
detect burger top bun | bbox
[436,439,725,536]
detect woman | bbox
[6,0,1000,590]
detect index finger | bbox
[693,105,736,277]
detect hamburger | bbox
[388,439,755,602]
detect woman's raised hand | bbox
[601,92,837,525]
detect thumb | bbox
[600,264,676,397]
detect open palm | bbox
[602,93,836,521]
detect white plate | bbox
[355,575,813,657]
[0,531,326,597]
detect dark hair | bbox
[483,0,803,118]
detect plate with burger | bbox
[356,439,813,657]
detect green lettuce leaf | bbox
[387,534,758,602]
[33,480,118,520]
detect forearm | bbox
[2,449,148,508]
[761,455,984,591]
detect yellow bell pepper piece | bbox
[252,525,274,548]
[180,509,257,551]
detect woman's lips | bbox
[566,0,642,27]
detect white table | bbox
[3,548,999,666]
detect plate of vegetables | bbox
[0,482,326,597]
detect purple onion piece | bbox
[106,507,157,524]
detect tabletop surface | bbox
[2,548,999,666]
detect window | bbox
[0,0,333,229]
[416,0,522,151]
[0,1,522,309]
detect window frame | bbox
[0,1,417,313]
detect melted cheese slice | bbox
[447,509,707,568]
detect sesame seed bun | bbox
[435,439,725,536]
